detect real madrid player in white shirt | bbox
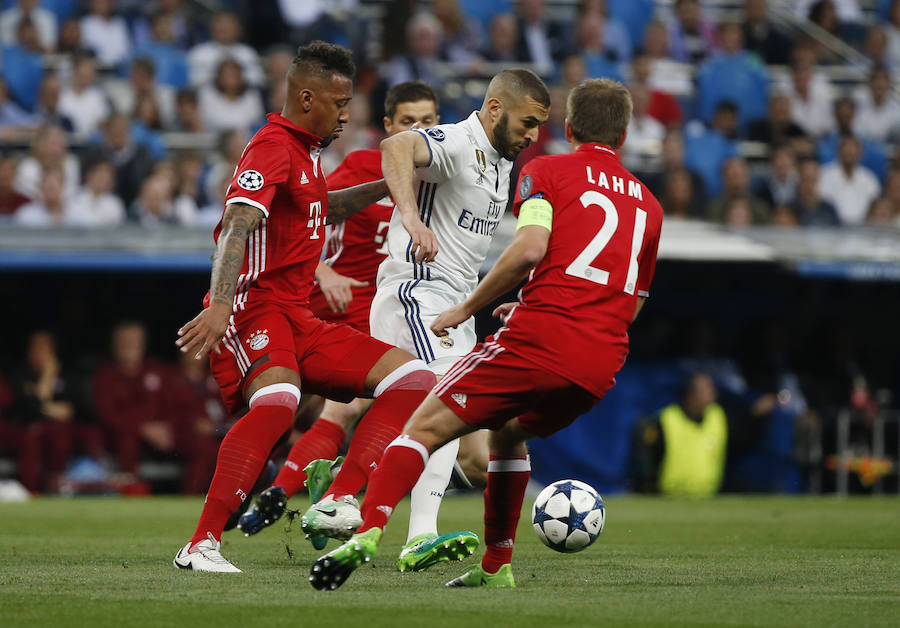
[372,69,550,571]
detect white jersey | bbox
[376,111,513,294]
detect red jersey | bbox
[311,149,393,302]
[504,143,663,397]
[216,113,329,310]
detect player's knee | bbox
[248,383,301,412]
[373,359,436,396]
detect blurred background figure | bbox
[818,135,881,225]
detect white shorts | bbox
[370,279,476,376]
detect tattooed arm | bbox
[176,202,264,359]
[325,180,389,224]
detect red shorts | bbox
[308,286,375,334]
[210,300,393,414]
[433,341,608,438]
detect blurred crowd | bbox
[0,0,897,230]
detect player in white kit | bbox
[372,69,550,571]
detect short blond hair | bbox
[566,79,632,147]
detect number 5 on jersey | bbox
[565,190,647,295]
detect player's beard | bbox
[493,113,525,161]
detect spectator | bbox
[167,349,229,492]
[853,66,900,142]
[131,172,195,227]
[818,135,881,225]
[780,42,835,138]
[863,25,893,71]
[6,330,105,493]
[578,0,633,64]
[0,153,29,216]
[172,151,205,214]
[132,0,198,50]
[697,21,769,129]
[172,88,203,133]
[79,0,130,68]
[58,52,111,140]
[514,0,572,74]
[82,114,156,207]
[808,0,841,38]
[33,74,74,132]
[381,11,446,88]
[790,158,841,226]
[67,159,125,227]
[0,17,45,111]
[13,168,81,227]
[742,0,792,65]
[628,54,683,128]
[433,0,482,63]
[684,102,740,197]
[14,124,79,201]
[108,58,177,131]
[864,196,897,227]
[273,0,358,49]
[722,197,755,228]
[131,10,190,89]
[660,167,701,219]
[707,157,771,225]
[197,58,264,134]
[92,321,215,493]
[56,17,83,56]
[641,21,692,96]
[576,11,625,82]
[631,373,728,496]
[747,92,809,149]
[818,97,889,182]
[667,0,716,64]
[623,82,663,170]
[203,130,247,202]
[643,129,706,208]
[0,0,57,51]
[130,97,168,160]
[481,13,519,62]
[0,75,37,130]
[752,144,798,208]
[188,11,264,88]
[772,204,799,229]
[887,0,900,70]
[884,166,900,217]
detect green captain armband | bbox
[517,198,553,231]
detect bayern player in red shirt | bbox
[309,78,663,590]
[235,82,441,537]
[172,42,439,573]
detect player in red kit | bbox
[236,82,441,539]
[172,42,438,573]
[308,78,663,590]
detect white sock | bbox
[406,437,460,542]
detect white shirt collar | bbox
[463,111,503,164]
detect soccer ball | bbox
[532,479,605,553]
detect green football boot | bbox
[303,457,344,550]
[309,527,382,591]
[397,531,480,572]
[445,563,516,588]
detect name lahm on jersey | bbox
[457,200,503,236]
[585,166,643,201]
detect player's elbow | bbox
[519,241,547,268]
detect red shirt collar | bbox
[266,113,323,147]
[576,143,620,159]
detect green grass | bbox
[1,495,899,627]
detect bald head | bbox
[484,68,551,111]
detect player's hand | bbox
[317,266,368,313]
[492,302,518,325]
[431,303,470,337]
[176,302,231,360]
[401,212,438,263]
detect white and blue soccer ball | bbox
[532,479,605,553]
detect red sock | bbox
[325,388,428,499]
[481,455,531,574]
[273,419,346,498]
[359,436,428,532]
[189,402,294,546]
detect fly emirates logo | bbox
[457,200,503,236]
[585,166,643,201]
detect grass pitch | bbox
[1,494,899,627]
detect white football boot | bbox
[300,495,363,541]
[173,533,242,573]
